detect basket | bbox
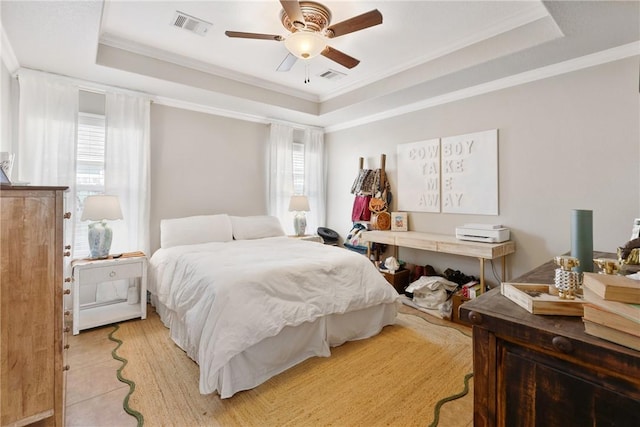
[371,211,391,230]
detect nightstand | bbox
[288,234,323,243]
[71,253,147,335]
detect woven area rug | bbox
[111,308,473,426]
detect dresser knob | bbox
[552,336,573,354]
[64,310,70,316]
[65,245,71,250]
[63,289,71,295]
[109,271,116,278]
[468,310,483,325]
[64,277,72,283]
[64,326,70,333]
[64,344,70,350]
[63,251,71,257]
[63,212,71,219]
[63,365,70,371]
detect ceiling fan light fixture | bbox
[284,31,326,59]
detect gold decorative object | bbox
[593,258,620,275]
[618,247,640,265]
[553,256,581,300]
[618,237,640,265]
[554,256,579,271]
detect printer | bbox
[455,223,510,243]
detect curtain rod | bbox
[14,67,154,101]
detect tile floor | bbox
[65,323,137,427]
[64,304,472,426]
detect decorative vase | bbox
[293,212,307,236]
[88,221,113,259]
[570,209,593,274]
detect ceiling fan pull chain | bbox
[304,62,310,84]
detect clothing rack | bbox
[352,154,389,261]
[358,153,386,190]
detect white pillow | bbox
[231,215,286,240]
[160,214,233,248]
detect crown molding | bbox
[153,95,271,125]
[99,33,319,103]
[66,40,638,134]
[324,41,640,133]
[319,3,553,102]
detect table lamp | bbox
[81,195,123,259]
[288,195,310,236]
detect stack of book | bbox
[582,272,640,351]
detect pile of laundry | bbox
[403,266,478,317]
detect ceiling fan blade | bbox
[277,53,298,72]
[280,0,306,29]
[326,9,383,38]
[321,46,360,69]
[225,31,283,41]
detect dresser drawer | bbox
[76,261,143,283]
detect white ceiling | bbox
[2,1,639,130]
[100,0,549,98]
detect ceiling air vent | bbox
[172,11,212,36]
[318,69,347,81]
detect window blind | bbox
[74,112,106,256]
[292,141,304,195]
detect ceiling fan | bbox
[225,0,383,72]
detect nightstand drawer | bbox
[76,261,143,283]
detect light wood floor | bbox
[64,304,473,426]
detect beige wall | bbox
[325,57,640,283]
[149,104,269,252]
[8,53,636,281]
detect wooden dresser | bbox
[460,256,640,427]
[1,186,69,426]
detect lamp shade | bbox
[81,195,123,221]
[288,195,310,212]
[284,31,326,59]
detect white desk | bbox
[361,230,515,291]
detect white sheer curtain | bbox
[17,70,78,249]
[267,122,326,235]
[304,128,326,234]
[268,123,295,233]
[104,92,151,256]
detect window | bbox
[269,124,325,236]
[74,112,106,257]
[292,142,305,195]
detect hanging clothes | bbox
[350,169,377,195]
[351,195,372,221]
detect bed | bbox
[148,214,399,398]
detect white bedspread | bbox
[149,237,399,395]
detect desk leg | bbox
[502,255,507,282]
[479,257,486,292]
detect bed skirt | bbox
[150,294,398,398]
